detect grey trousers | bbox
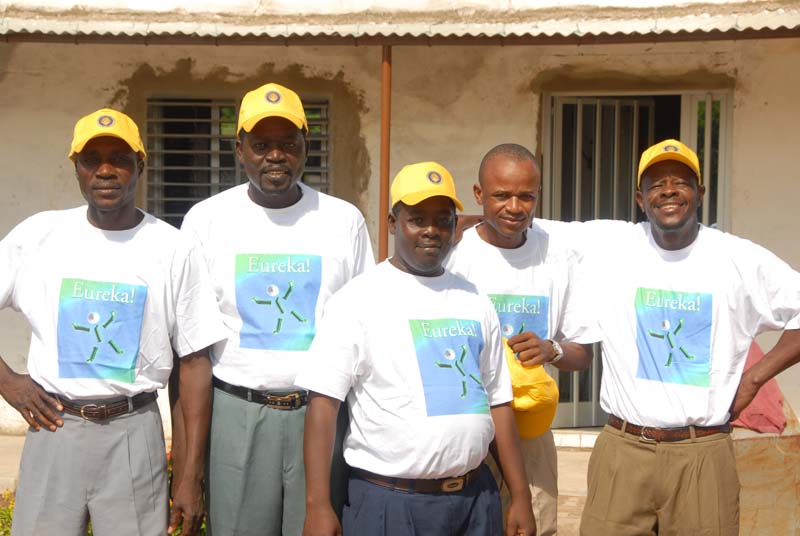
[206,387,348,536]
[11,398,167,536]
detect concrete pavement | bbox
[0,431,597,494]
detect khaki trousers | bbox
[489,430,558,536]
[580,425,739,536]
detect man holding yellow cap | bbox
[178,83,373,535]
[447,144,598,536]
[536,139,800,534]
[0,108,224,535]
[297,162,535,536]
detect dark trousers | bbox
[342,464,502,536]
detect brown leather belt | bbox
[213,377,307,410]
[608,414,731,443]
[351,465,483,494]
[56,391,157,421]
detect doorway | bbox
[542,91,731,428]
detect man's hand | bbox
[302,504,342,536]
[507,332,554,367]
[0,367,63,431]
[506,496,537,536]
[168,478,204,535]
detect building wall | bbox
[0,37,798,432]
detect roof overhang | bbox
[2,1,799,45]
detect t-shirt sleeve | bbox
[538,218,632,264]
[351,216,375,277]
[555,251,602,344]
[0,217,36,311]
[481,303,513,406]
[296,291,361,401]
[170,244,226,357]
[179,207,211,269]
[738,239,800,333]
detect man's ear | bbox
[473,183,484,206]
[388,211,397,236]
[235,135,244,162]
[635,190,645,213]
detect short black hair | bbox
[478,143,540,185]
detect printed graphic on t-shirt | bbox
[409,318,488,416]
[490,294,550,339]
[635,287,712,387]
[235,254,322,351]
[57,278,148,383]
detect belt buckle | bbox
[441,477,465,492]
[266,392,301,410]
[79,403,103,420]
[639,426,658,443]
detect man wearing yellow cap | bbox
[178,83,374,535]
[0,108,224,535]
[446,143,598,536]
[536,139,800,534]
[297,162,535,536]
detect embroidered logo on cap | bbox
[265,90,282,104]
[427,171,442,184]
[97,115,115,128]
[663,144,680,152]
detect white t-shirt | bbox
[296,261,512,479]
[0,207,225,399]
[447,223,599,345]
[540,219,800,427]
[181,183,374,390]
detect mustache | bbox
[261,166,291,174]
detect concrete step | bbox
[0,435,24,492]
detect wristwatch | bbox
[547,339,564,364]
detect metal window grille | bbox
[146,98,330,227]
[544,93,730,428]
[547,96,657,429]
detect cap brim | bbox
[240,111,307,134]
[68,132,146,161]
[639,153,701,186]
[395,190,464,212]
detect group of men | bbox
[0,79,798,536]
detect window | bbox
[146,98,330,227]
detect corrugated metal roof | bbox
[2,2,799,42]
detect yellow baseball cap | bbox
[390,161,464,211]
[503,341,559,439]
[68,108,146,161]
[237,82,308,134]
[637,139,702,188]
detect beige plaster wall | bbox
[0,42,384,433]
[0,37,798,432]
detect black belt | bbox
[351,465,483,494]
[56,391,157,421]
[608,415,731,443]
[213,377,308,410]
